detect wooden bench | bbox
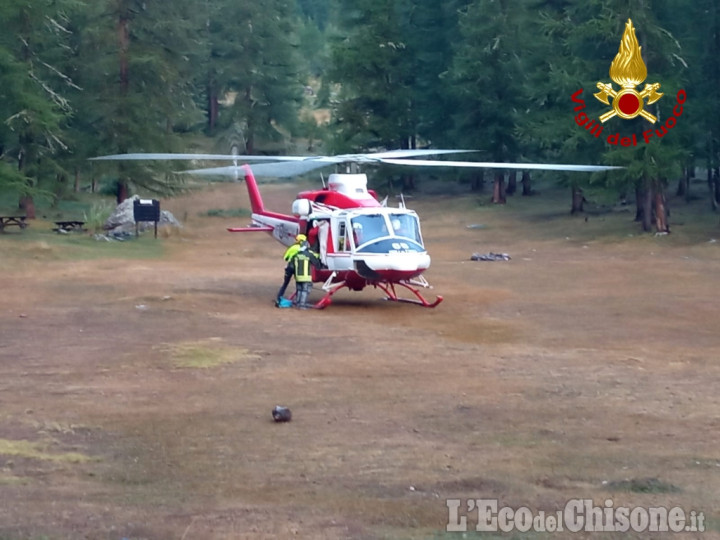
[0,216,28,232]
[53,220,86,233]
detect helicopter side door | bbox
[325,216,353,271]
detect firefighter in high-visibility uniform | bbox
[276,234,306,305]
[292,243,320,309]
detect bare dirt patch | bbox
[0,183,719,539]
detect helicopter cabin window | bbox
[389,213,421,244]
[350,215,388,246]
[338,221,347,251]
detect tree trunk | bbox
[685,164,695,201]
[654,188,670,233]
[521,171,532,195]
[470,171,484,192]
[16,141,35,219]
[708,163,713,195]
[207,83,219,133]
[570,186,585,214]
[74,167,80,193]
[635,184,645,222]
[19,196,36,219]
[675,173,687,198]
[641,184,653,232]
[118,14,129,93]
[674,165,692,199]
[713,168,720,210]
[116,181,129,204]
[491,172,506,204]
[51,173,66,208]
[244,86,254,154]
[117,5,129,206]
[506,171,517,195]
[402,174,416,191]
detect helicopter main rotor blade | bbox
[177,165,247,178]
[89,153,309,162]
[245,160,336,177]
[378,158,622,172]
[90,150,620,176]
[338,149,477,160]
[179,159,335,178]
[89,149,476,164]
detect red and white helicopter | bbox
[91,150,618,308]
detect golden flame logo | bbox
[609,20,647,87]
[594,19,663,123]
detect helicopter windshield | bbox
[349,212,424,249]
[389,213,422,244]
[350,214,389,246]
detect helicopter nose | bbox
[362,252,431,273]
[356,259,428,282]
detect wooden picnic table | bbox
[0,216,28,232]
[53,220,86,233]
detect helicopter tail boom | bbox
[227,164,300,246]
[243,164,265,215]
[227,226,273,232]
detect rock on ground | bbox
[105,195,182,234]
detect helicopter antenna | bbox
[320,172,326,188]
[399,193,406,209]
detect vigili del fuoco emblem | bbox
[594,19,663,123]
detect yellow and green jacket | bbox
[283,243,301,262]
[293,248,320,283]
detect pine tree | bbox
[449,0,528,203]
[75,0,204,202]
[400,0,465,147]
[328,0,415,152]
[0,0,81,217]
[204,0,304,153]
[520,0,688,230]
[674,0,720,209]
[297,0,331,31]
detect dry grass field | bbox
[0,180,719,539]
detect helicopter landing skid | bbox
[313,273,443,309]
[313,275,347,309]
[375,280,443,308]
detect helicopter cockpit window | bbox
[350,215,388,246]
[389,213,422,244]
